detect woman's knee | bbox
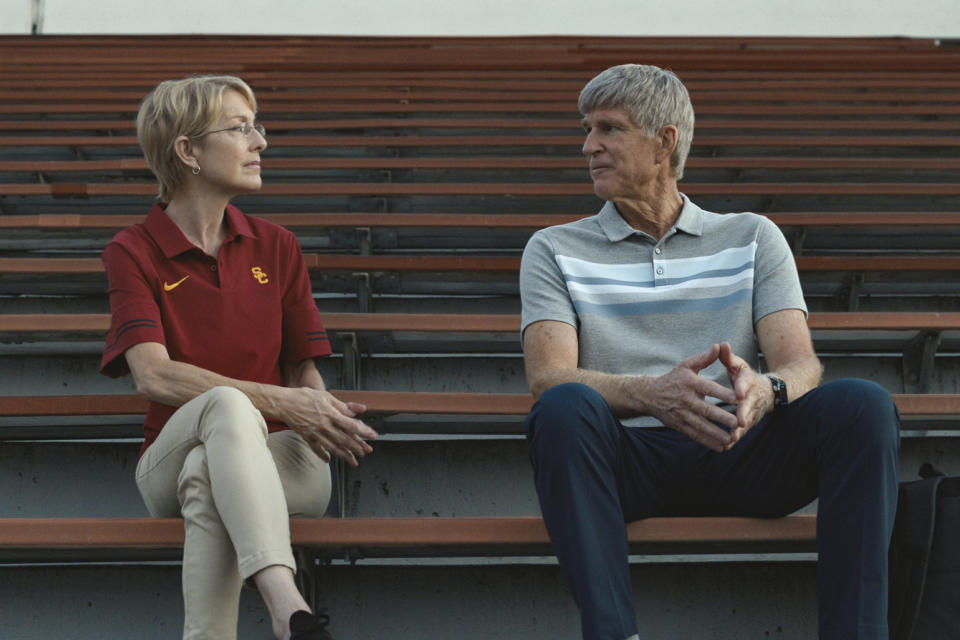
[199,385,255,411]
[196,386,268,439]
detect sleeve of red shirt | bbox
[280,230,332,365]
[99,239,166,378]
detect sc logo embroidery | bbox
[251,267,269,284]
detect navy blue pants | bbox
[524,379,900,640]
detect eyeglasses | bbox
[198,122,266,139]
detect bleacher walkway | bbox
[1,35,959,639]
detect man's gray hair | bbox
[578,64,695,180]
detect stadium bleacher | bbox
[2,34,960,639]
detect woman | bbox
[99,75,378,640]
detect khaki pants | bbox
[135,387,331,640]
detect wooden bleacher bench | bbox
[3,156,959,174]
[4,310,960,337]
[2,66,956,84]
[1,390,957,430]
[5,65,954,89]
[3,133,957,148]
[1,117,957,134]
[0,515,818,565]
[4,254,960,277]
[3,181,960,199]
[0,36,955,74]
[2,211,960,235]
[8,71,953,96]
[4,101,957,116]
[0,390,530,419]
[4,87,958,106]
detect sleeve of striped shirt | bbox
[752,216,808,324]
[520,229,579,338]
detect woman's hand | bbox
[279,387,378,466]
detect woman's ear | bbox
[656,125,678,164]
[173,135,199,173]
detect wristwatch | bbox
[766,375,789,410]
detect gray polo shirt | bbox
[520,194,806,427]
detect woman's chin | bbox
[236,178,263,194]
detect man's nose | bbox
[582,130,599,156]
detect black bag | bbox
[888,463,960,640]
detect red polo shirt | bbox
[100,202,332,455]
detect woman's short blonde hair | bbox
[136,75,257,201]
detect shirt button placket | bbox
[654,246,664,283]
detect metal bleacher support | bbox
[2,35,960,639]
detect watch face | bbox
[769,376,788,406]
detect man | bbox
[520,63,900,640]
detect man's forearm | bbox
[530,367,655,419]
[767,354,823,404]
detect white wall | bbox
[1,0,958,37]
[0,0,31,33]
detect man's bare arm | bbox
[719,308,823,443]
[523,320,738,451]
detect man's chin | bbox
[592,184,613,201]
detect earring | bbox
[192,165,201,175]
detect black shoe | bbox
[289,610,332,640]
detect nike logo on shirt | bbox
[163,275,190,292]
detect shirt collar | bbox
[143,202,256,259]
[596,193,703,242]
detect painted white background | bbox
[0,0,957,37]
[0,0,30,33]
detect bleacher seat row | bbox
[2,35,959,639]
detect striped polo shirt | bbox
[520,194,805,427]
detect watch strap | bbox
[766,374,788,409]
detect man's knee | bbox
[532,381,603,418]
[525,382,613,455]
[816,378,900,449]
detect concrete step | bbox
[3,437,958,519]
[0,561,818,640]
[3,211,960,256]
[4,350,960,400]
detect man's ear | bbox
[656,125,678,164]
[173,135,198,172]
